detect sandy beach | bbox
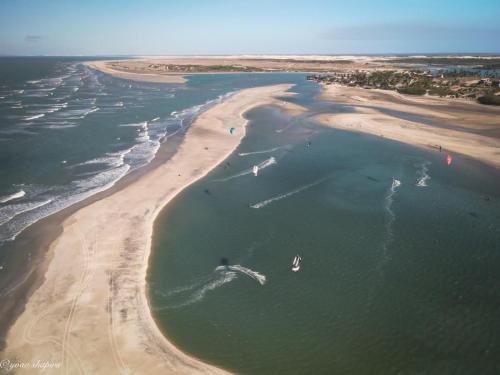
[85,61,187,83]
[2,84,304,374]
[316,84,500,169]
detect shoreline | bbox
[84,60,188,84]
[316,83,500,170]
[2,84,304,374]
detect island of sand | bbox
[315,84,500,169]
[2,84,305,374]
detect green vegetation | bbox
[145,64,265,73]
[308,70,500,105]
[375,57,500,70]
[478,93,500,105]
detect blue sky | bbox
[1,0,499,55]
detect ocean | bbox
[1,57,500,374]
[0,57,308,301]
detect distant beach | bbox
[316,84,500,169]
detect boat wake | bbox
[238,145,288,156]
[416,161,431,187]
[215,157,277,182]
[250,176,329,209]
[155,264,265,310]
[381,178,401,264]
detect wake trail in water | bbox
[155,264,265,310]
[416,161,431,187]
[381,178,401,263]
[216,265,267,285]
[238,145,288,156]
[215,157,277,182]
[250,176,329,209]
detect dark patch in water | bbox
[220,257,229,266]
[366,175,379,182]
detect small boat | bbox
[292,254,302,272]
[253,165,259,176]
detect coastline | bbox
[316,83,500,169]
[2,84,304,374]
[84,60,187,84]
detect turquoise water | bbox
[149,86,500,373]
[1,58,500,373]
[0,57,308,301]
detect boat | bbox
[292,254,302,272]
[253,165,259,176]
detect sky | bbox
[1,0,499,55]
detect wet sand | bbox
[2,84,304,374]
[316,84,500,169]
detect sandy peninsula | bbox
[3,84,304,374]
[85,61,187,84]
[316,84,500,169]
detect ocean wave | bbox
[0,91,237,242]
[0,190,26,204]
[215,157,277,182]
[238,145,289,156]
[0,198,53,227]
[250,176,329,209]
[24,113,45,121]
[0,164,129,242]
[416,161,431,187]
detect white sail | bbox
[253,165,259,176]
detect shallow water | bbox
[149,85,500,374]
[0,58,309,299]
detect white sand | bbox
[4,84,304,374]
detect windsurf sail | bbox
[446,154,452,166]
[292,254,302,272]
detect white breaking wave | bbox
[238,145,288,156]
[250,176,329,209]
[216,157,277,182]
[86,107,100,115]
[24,113,45,121]
[0,198,53,227]
[416,161,431,187]
[151,117,160,122]
[0,190,26,204]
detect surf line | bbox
[250,175,330,209]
